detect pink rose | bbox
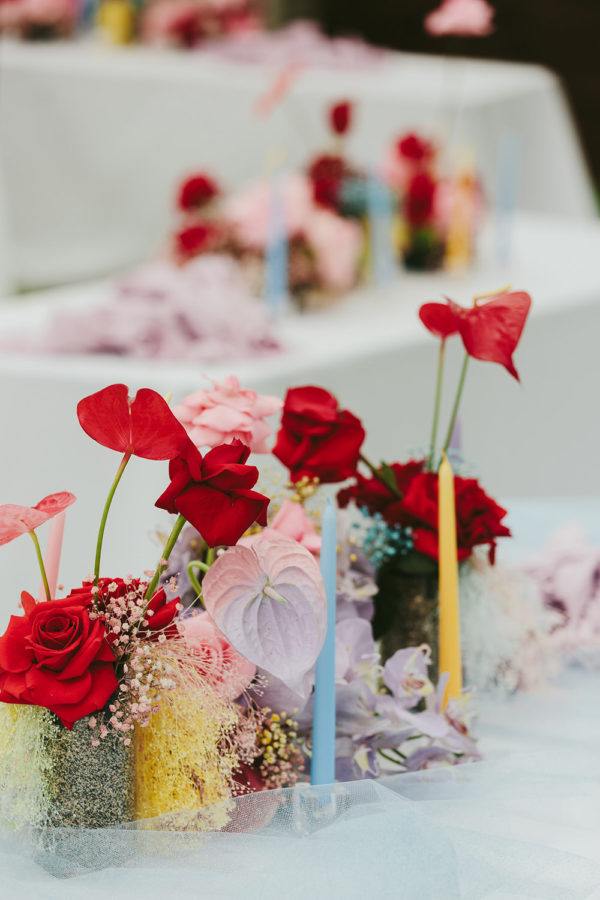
[180,611,256,700]
[307,208,362,292]
[174,375,282,453]
[425,0,495,38]
[225,175,314,251]
[270,500,321,555]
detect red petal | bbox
[450,292,532,381]
[175,485,269,547]
[77,383,131,454]
[129,388,189,460]
[20,591,37,615]
[419,303,459,339]
[77,383,188,459]
[47,664,118,729]
[202,440,251,474]
[0,615,33,673]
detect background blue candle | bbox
[367,169,396,287]
[311,497,337,786]
[264,174,289,320]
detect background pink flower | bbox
[269,500,321,555]
[174,375,281,452]
[180,610,256,700]
[425,0,495,37]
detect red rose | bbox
[338,460,425,523]
[329,100,353,137]
[402,473,511,562]
[156,438,269,547]
[273,386,365,484]
[177,173,220,212]
[0,595,117,728]
[175,221,221,259]
[405,171,436,227]
[397,133,434,164]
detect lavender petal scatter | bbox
[7,256,281,362]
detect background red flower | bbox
[177,173,219,212]
[329,100,353,136]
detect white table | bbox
[0,211,599,608]
[0,38,594,292]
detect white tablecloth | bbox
[0,38,594,292]
[0,211,599,605]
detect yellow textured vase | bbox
[134,689,237,830]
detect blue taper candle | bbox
[311,497,337,785]
[264,175,288,319]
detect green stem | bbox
[29,530,51,601]
[145,514,186,601]
[442,353,470,454]
[187,560,207,603]
[427,340,446,470]
[359,452,401,498]
[205,546,216,567]
[94,452,132,583]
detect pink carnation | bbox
[174,375,282,453]
[425,0,495,37]
[180,610,256,700]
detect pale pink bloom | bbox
[202,531,326,691]
[21,0,76,24]
[225,174,314,251]
[0,492,76,547]
[308,208,362,292]
[180,610,256,700]
[425,0,494,37]
[381,147,415,194]
[270,500,321,555]
[174,375,281,453]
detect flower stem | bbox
[145,514,186,601]
[427,340,446,470]
[94,452,132,583]
[442,353,470,454]
[29,530,51,601]
[359,452,401,498]
[187,559,208,605]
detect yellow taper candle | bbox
[437,451,462,706]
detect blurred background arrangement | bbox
[0,0,599,595]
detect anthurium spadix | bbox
[202,530,327,689]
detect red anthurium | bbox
[419,303,459,340]
[449,291,532,381]
[77,384,189,460]
[177,172,219,212]
[329,100,353,136]
[0,492,76,547]
[155,438,269,547]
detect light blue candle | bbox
[264,175,289,320]
[367,170,396,287]
[311,497,337,786]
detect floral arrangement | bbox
[383,131,483,271]
[0,382,327,835]
[0,0,76,38]
[140,0,262,49]
[337,287,531,664]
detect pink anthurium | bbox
[202,531,326,690]
[0,492,76,547]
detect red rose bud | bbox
[77,384,189,460]
[175,221,221,259]
[338,460,425,522]
[0,594,118,729]
[273,385,365,484]
[405,171,437,227]
[397,133,434,164]
[177,173,220,212]
[329,100,353,136]
[156,438,269,547]
[449,291,532,381]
